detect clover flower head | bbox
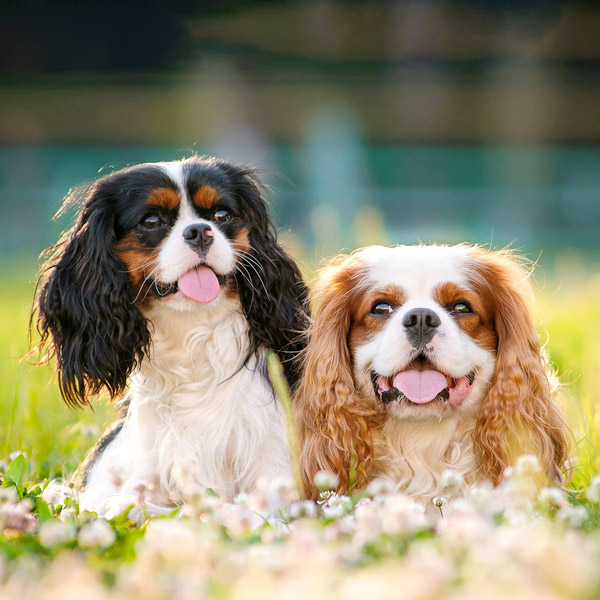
[515,454,542,477]
[0,487,18,504]
[367,477,396,497]
[77,518,116,549]
[314,470,340,492]
[441,469,464,490]
[586,475,600,503]
[558,505,588,529]
[39,520,76,548]
[539,487,566,509]
[321,494,352,519]
[289,500,318,520]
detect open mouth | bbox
[151,265,229,304]
[371,356,475,407]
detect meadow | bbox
[1,253,600,599]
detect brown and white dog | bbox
[295,244,569,502]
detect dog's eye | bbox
[140,214,163,229]
[452,302,472,314]
[214,210,232,223]
[371,302,393,316]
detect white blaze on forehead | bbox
[153,160,235,282]
[359,245,474,297]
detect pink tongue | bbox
[392,370,448,404]
[177,265,221,303]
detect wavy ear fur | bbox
[33,177,150,409]
[471,250,569,484]
[219,164,310,391]
[294,256,382,500]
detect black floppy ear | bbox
[33,179,150,408]
[228,168,310,391]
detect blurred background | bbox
[0,0,599,476]
[1,0,600,271]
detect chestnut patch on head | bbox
[116,234,160,293]
[349,284,406,351]
[193,186,220,209]
[434,281,497,352]
[232,227,250,255]
[147,187,181,210]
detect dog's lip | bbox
[370,358,476,406]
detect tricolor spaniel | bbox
[296,244,569,502]
[34,157,309,516]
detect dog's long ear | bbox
[221,164,310,390]
[471,251,569,484]
[33,177,150,409]
[294,257,381,500]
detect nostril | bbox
[403,313,418,328]
[183,226,198,241]
[425,311,441,328]
[183,224,213,242]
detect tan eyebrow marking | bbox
[147,188,180,209]
[193,186,220,209]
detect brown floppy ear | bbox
[294,256,381,500]
[471,251,569,484]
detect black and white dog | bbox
[34,157,309,516]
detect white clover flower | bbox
[77,518,116,549]
[539,487,567,509]
[314,470,340,492]
[268,474,296,498]
[0,487,18,504]
[41,480,75,507]
[432,497,447,508]
[233,492,250,509]
[586,475,600,503]
[353,500,381,545]
[366,478,396,497]
[515,454,542,476]
[38,520,75,548]
[289,500,318,520]
[502,466,515,480]
[558,505,588,529]
[441,469,464,491]
[380,494,429,535]
[1,500,36,533]
[59,507,77,523]
[321,494,352,519]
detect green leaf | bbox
[36,496,53,523]
[7,454,27,489]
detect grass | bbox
[1,257,600,598]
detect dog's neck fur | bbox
[81,296,289,513]
[373,415,480,503]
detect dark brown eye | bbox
[452,302,472,314]
[371,302,393,316]
[140,214,163,229]
[214,210,232,223]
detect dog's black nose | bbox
[183,223,214,252]
[403,308,441,346]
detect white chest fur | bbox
[79,297,290,515]
[373,416,480,503]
